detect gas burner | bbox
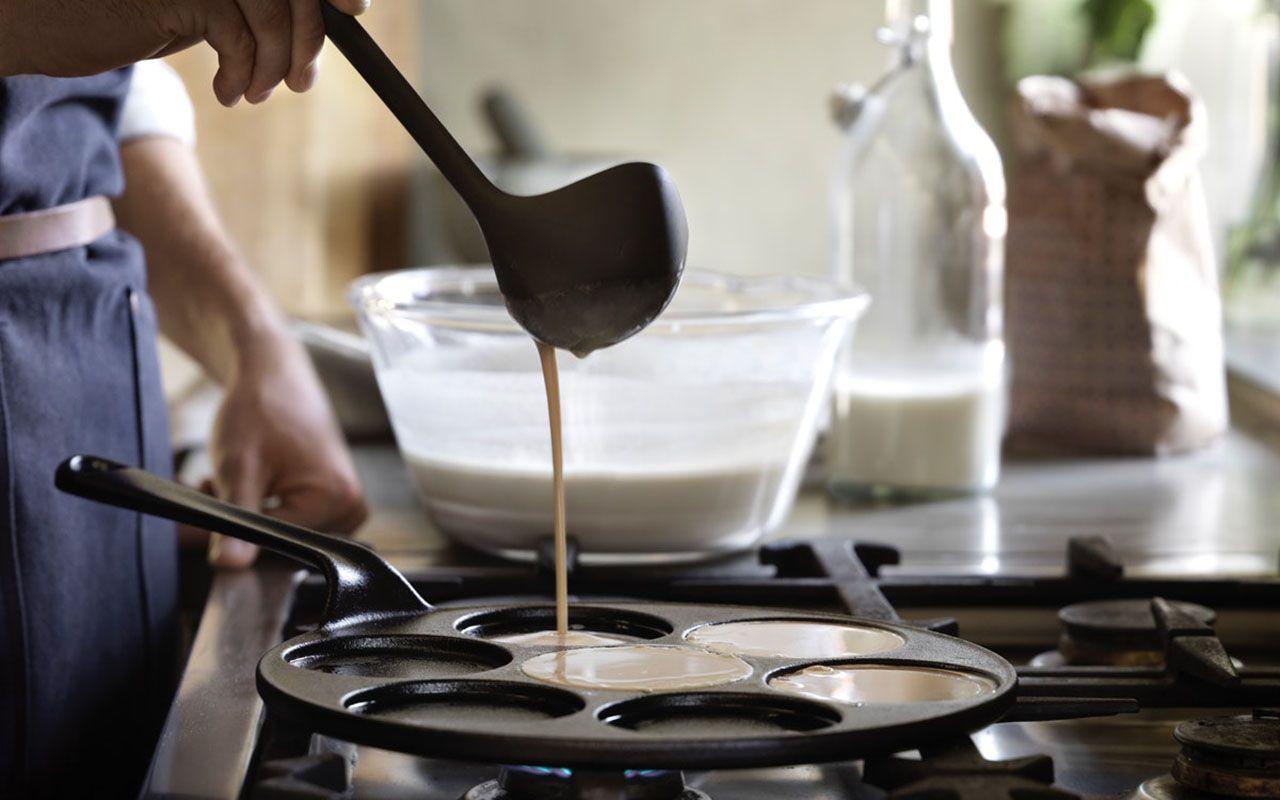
[1171,709,1280,798]
[462,766,708,800]
[1030,599,1215,667]
[1130,710,1280,799]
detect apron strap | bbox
[0,196,116,261]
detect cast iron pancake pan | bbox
[259,603,1014,768]
[57,456,1017,769]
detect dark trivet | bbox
[1151,597,1240,686]
[772,539,958,634]
[1171,709,1280,798]
[1066,535,1123,582]
[462,767,707,800]
[862,737,1080,800]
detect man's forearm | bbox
[0,1,29,76]
[0,0,164,79]
[0,0,367,105]
[114,136,287,385]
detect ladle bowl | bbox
[321,4,686,355]
[482,160,687,356]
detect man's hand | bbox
[0,0,370,106]
[207,336,367,567]
[115,136,368,569]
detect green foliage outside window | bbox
[1081,0,1157,66]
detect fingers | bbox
[201,0,337,106]
[203,1,257,106]
[271,480,368,536]
[327,0,372,15]
[209,452,265,568]
[334,492,369,534]
[208,480,365,569]
[209,478,364,569]
[286,0,324,93]
[236,0,294,103]
[206,451,366,568]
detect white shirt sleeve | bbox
[118,60,197,147]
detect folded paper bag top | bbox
[1014,74,1207,195]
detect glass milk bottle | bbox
[827,0,1006,499]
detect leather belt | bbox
[0,196,116,261]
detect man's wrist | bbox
[186,280,292,386]
[225,298,297,374]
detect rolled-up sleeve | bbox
[118,60,196,147]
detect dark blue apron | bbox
[0,70,179,799]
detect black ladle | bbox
[320,4,687,356]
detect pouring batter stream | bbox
[537,341,569,637]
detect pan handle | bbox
[56,455,431,628]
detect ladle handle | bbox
[56,455,430,628]
[320,2,499,212]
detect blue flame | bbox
[515,765,575,778]
[513,766,672,781]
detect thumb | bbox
[326,0,371,16]
[209,457,265,569]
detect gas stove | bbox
[142,530,1280,800]
[141,439,1280,799]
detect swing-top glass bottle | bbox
[827,0,1006,499]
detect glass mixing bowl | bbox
[350,266,867,559]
